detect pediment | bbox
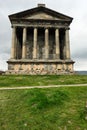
[9,6,73,23]
[22,12,64,20]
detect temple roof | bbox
[9,4,73,24]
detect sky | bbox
[0,0,87,71]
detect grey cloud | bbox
[72,48,87,59]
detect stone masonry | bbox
[7,4,75,74]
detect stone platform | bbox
[7,59,74,75]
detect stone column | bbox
[65,28,71,59]
[33,28,37,59]
[55,28,60,59]
[11,26,16,59]
[45,28,49,59]
[22,27,27,59]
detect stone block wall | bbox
[7,61,74,75]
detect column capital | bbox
[65,27,70,30]
[23,26,27,28]
[45,28,49,32]
[44,27,49,30]
[55,28,59,30]
[34,26,38,29]
[11,25,17,29]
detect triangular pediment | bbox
[22,11,65,20]
[9,6,73,22]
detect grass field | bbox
[0,86,87,130]
[0,75,87,129]
[0,75,87,87]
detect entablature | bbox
[11,19,70,29]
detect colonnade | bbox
[11,26,70,60]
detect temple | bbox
[7,4,75,74]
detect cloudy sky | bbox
[0,0,87,71]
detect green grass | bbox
[0,87,87,130]
[0,75,87,87]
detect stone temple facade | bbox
[7,4,75,74]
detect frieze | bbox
[12,20,69,28]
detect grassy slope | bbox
[0,75,87,87]
[0,87,87,130]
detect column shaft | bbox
[11,27,16,59]
[45,28,49,59]
[22,27,27,59]
[55,29,60,59]
[65,29,70,59]
[33,28,37,59]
